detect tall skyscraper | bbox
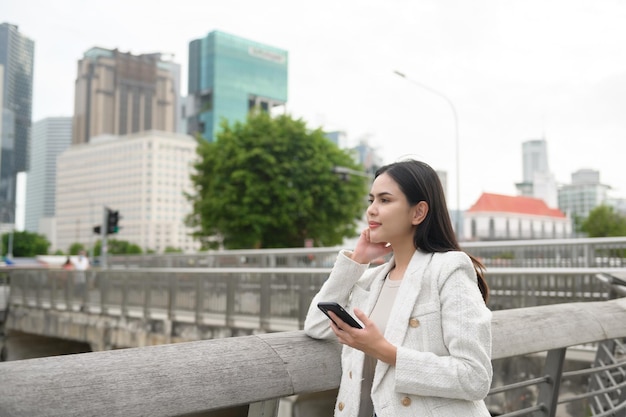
[0,23,34,224]
[522,139,549,183]
[186,30,288,141]
[24,117,72,238]
[72,47,180,144]
[515,138,557,208]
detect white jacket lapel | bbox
[371,251,434,391]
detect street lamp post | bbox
[393,70,462,238]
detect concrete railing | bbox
[1,298,626,417]
[4,267,626,353]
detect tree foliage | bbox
[93,239,143,256]
[1,231,50,257]
[187,111,368,249]
[580,205,626,237]
[68,242,86,255]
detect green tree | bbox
[1,231,50,257]
[68,242,86,255]
[164,246,183,253]
[580,205,626,237]
[93,239,143,256]
[187,110,368,249]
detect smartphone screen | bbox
[317,302,363,329]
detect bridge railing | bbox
[104,237,626,269]
[1,297,625,417]
[6,267,626,333]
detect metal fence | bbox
[104,237,626,269]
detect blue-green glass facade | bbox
[187,31,288,142]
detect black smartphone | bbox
[317,302,363,329]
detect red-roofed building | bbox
[464,192,571,241]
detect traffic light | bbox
[107,209,120,234]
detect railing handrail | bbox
[101,236,626,257]
[98,237,626,269]
[1,298,625,417]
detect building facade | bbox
[186,30,288,141]
[464,192,571,241]
[24,117,72,238]
[55,131,199,254]
[558,169,610,224]
[72,47,179,144]
[515,139,557,208]
[0,23,34,224]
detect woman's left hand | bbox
[328,308,397,366]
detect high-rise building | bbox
[515,138,557,208]
[186,30,288,141]
[24,117,72,239]
[558,168,610,223]
[72,47,179,144]
[55,131,199,254]
[522,139,549,183]
[351,139,383,177]
[0,23,34,224]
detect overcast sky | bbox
[5,0,626,210]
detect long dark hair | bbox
[375,159,489,302]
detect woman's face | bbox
[366,173,421,245]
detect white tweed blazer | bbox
[304,249,493,417]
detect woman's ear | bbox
[412,201,429,225]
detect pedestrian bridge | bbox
[5,237,626,351]
[1,238,626,416]
[4,264,626,352]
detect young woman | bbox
[304,159,492,417]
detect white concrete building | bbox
[55,131,199,253]
[464,192,571,241]
[558,169,611,221]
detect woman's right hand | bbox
[351,228,393,264]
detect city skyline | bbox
[4,0,626,210]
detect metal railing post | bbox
[534,348,566,417]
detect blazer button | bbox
[349,371,352,379]
[401,396,411,406]
[409,318,420,328]
[338,402,345,411]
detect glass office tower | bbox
[0,23,34,224]
[187,30,288,141]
